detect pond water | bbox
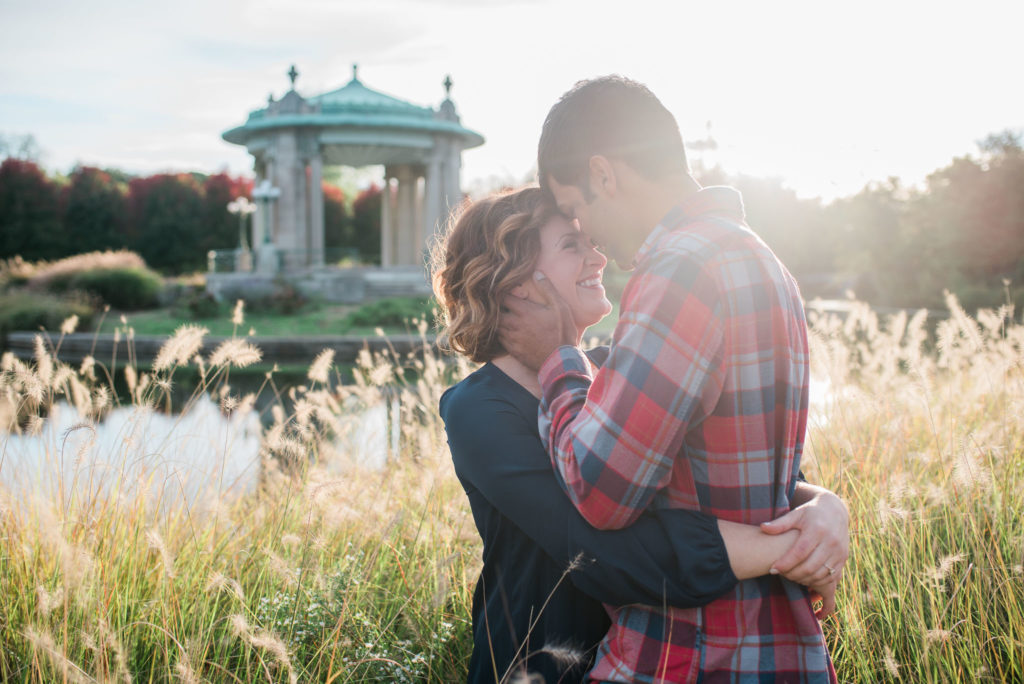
[1,375,831,509]
[0,396,390,509]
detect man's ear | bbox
[588,155,617,198]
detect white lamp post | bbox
[227,196,256,271]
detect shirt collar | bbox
[632,186,746,267]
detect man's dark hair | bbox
[538,75,689,200]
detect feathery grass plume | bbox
[60,314,79,335]
[35,584,65,618]
[927,552,967,582]
[95,618,132,684]
[174,660,201,684]
[952,440,992,492]
[882,645,901,678]
[229,614,297,684]
[123,363,136,398]
[153,324,208,371]
[34,334,54,387]
[507,673,545,684]
[65,422,97,468]
[537,643,587,669]
[145,528,176,579]
[23,626,93,684]
[78,355,97,383]
[232,298,245,326]
[263,547,300,587]
[925,629,953,644]
[208,338,261,368]
[308,348,335,384]
[205,571,245,602]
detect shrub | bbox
[24,251,163,310]
[0,256,36,290]
[0,291,94,335]
[344,296,436,328]
[244,278,308,316]
[65,267,162,310]
[175,286,221,319]
[25,250,147,291]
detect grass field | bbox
[0,294,1022,682]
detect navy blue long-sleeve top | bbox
[440,356,739,683]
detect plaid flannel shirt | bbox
[538,187,836,683]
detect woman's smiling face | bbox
[529,214,613,333]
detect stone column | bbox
[380,168,394,267]
[395,165,417,266]
[424,157,443,248]
[309,153,325,267]
[443,143,462,220]
[414,170,425,264]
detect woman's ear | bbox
[509,283,529,299]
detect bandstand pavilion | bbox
[212,65,484,301]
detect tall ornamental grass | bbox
[0,293,1022,682]
[1,310,477,682]
[806,293,1023,682]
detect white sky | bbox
[1,0,1021,200]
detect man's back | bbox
[538,187,833,682]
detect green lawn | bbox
[115,298,621,340]
[116,304,412,338]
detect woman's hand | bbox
[760,485,849,617]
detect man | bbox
[499,76,843,682]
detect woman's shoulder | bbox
[440,364,516,419]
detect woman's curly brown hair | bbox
[430,187,558,363]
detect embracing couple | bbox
[433,76,845,683]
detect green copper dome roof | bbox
[222,68,484,149]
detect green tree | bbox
[0,158,64,260]
[201,172,253,255]
[322,182,350,256]
[61,166,127,254]
[351,184,382,265]
[126,174,205,273]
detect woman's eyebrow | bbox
[557,230,581,245]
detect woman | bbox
[432,188,843,683]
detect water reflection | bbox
[0,395,389,509]
[2,375,830,508]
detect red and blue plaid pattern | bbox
[538,187,835,682]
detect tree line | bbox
[1,130,1021,311]
[0,159,383,274]
[693,131,1024,312]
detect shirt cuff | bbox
[538,345,592,389]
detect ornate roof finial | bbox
[287,64,299,89]
[443,74,453,98]
[352,63,360,83]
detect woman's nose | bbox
[586,245,607,267]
